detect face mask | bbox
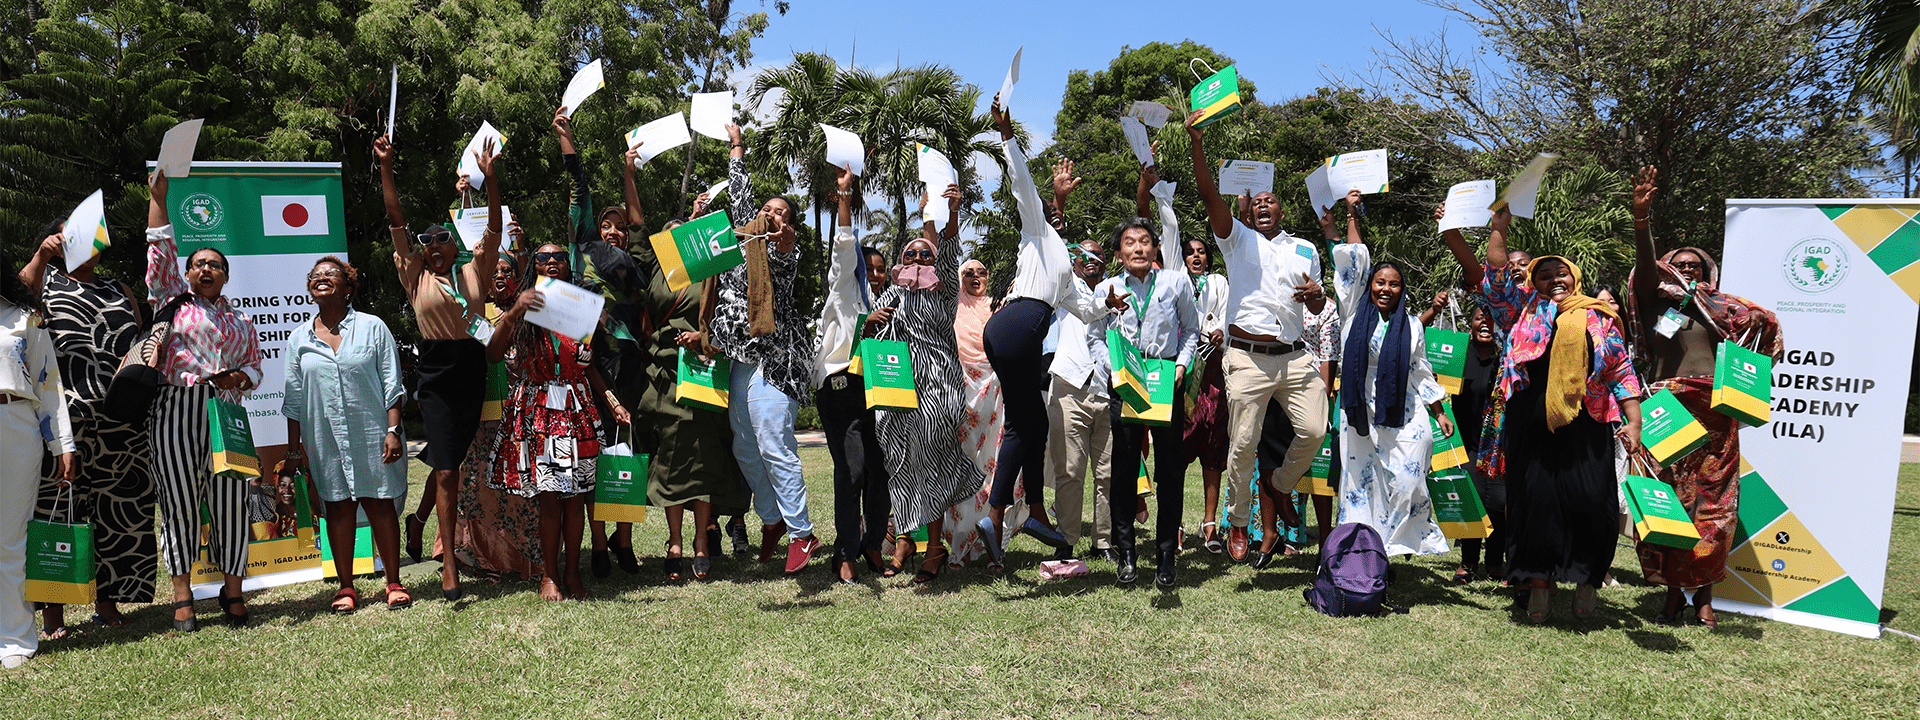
[892,264,939,291]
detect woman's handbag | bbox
[101,293,193,429]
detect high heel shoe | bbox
[834,557,858,585]
[590,549,613,578]
[912,546,948,584]
[976,517,1006,569]
[612,543,641,575]
[216,589,250,629]
[1020,517,1071,550]
[864,551,899,578]
[1526,587,1552,624]
[1573,585,1599,618]
[662,542,684,582]
[170,599,197,633]
[405,511,426,564]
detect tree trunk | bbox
[677,56,718,217]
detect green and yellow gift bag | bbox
[207,397,260,480]
[592,429,650,523]
[1429,401,1470,472]
[676,347,731,412]
[1187,63,1242,128]
[1425,327,1469,395]
[1639,388,1708,466]
[1711,341,1773,426]
[1120,359,1178,426]
[1107,330,1151,412]
[1621,460,1702,549]
[1427,468,1492,540]
[1296,402,1341,497]
[647,210,744,292]
[860,339,919,412]
[25,488,94,605]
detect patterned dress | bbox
[875,239,981,534]
[31,270,155,604]
[451,304,541,578]
[487,327,602,497]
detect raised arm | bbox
[15,231,63,298]
[1418,291,1449,327]
[557,109,598,250]
[144,170,187,304]
[1435,203,1484,290]
[1340,190,1363,245]
[622,145,646,229]
[996,94,1048,238]
[1138,162,1183,272]
[1629,165,1661,310]
[1485,206,1513,271]
[375,135,406,230]
[1184,110,1233,240]
[463,138,503,306]
[726,123,752,225]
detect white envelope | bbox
[62,190,108,273]
[459,121,507,189]
[1215,159,1274,197]
[1494,153,1560,219]
[1119,116,1154,166]
[157,119,203,179]
[1439,180,1496,231]
[626,113,692,167]
[999,46,1022,108]
[559,59,605,117]
[820,123,864,178]
[689,90,734,141]
[451,204,514,252]
[524,276,606,341]
[1325,148,1389,195]
[1127,101,1173,128]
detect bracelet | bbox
[604,390,620,406]
[729,144,744,149]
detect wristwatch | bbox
[387,425,401,436]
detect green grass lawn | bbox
[7,452,1918,719]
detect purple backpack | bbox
[1304,523,1392,617]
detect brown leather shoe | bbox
[1227,525,1249,562]
[758,522,787,564]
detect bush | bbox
[795,405,820,431]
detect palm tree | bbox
[1839,0,1920,195]
[744,52,843,250]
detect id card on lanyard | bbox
[543,332,573,410]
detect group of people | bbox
[0,96,1782,667]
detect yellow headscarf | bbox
[1525,256,1621,431]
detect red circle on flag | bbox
[282,203,309,228]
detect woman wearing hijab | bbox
[1625,166,1782,628]
[928,256,1026,570]
[1327,191,1452,558]
[1483,207,1646,623]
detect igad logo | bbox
[1782,237,1850,295]
[181,193,224,232]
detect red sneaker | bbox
[784,535,822,575]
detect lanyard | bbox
[1131,271,1157,325]
[547,331,567,378]
[1192,274,1206,302]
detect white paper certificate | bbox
[820,123,865,178]
[1325,148,1389,195]
[157,119,204,179]
[525,276,606,342]
[1127,101,1172,128]
[689,90,734,141]
[559,59,605,116]
[1494,152,1560,219]
[1438,180,1496,231]
[62,190,108,272]
[1215,159,1274,197]
[703,180,727,203]
[451,204,513,252]
[1305,164,1336,215]
[917,143,955,189]
[999,46,1022,108]
[459,121,507,189]
[626,113,692,167]
[386,63,398,139]
[1119,116,1154,166]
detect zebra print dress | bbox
[32,270,156,604]
[875,237,981,532]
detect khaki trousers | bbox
[1045,375,1113,548]
[1223,347,1327,528]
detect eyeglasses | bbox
[902,250,934,260]
[190,259,228,271]
[307,270,344,281]
[416,232,457,246]
[960,269,987,278]
[1671,261,1704,270]
[533,251,568,264]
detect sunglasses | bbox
[416,232,457,246]
[1671,261,1704,270]
[902,249,934,260]
[533,251,568,264]
[190,259,228,271]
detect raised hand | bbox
[1490,206,1512,234]
[475,137,499,179]
[1430,290,1450,312]
[1632,165,1658,220]
[991,93,1013,139]
[691,193,710,217]
[1432,204,1445,223]
[1051,158,1082,199]
[1184,109,1205,140]
[1140,162,1160,190]
[1106,286,1131,311]
[835,161,856,192]
[1316,206,1338,238]
[1291,272,1325,306]
[943,182,962,209]
[553,108,575,154]
[35,232,64,262]
[373,134,395,166]
[456,175,472,197]
[726,123,743,147]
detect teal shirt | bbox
[281,309,407,501]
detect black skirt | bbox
[1503,356,1618,588]
[416,338,486,471]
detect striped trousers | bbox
[151,384,248,577]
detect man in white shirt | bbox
[1045,238,1114,560]
[1185,109,1330,562]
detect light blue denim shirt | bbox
[281,309,407,501]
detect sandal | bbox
[329,587,359,616]
[1453,564,1476,585]
[1526,587,1551,624]
[865,551,899,578]
[691,556,712,580]
[91,612,130,628]
[912,545,948,585]
[217,588,251,628]
[538,577,565,602]
[612,543,641,575]
[37,625,69,641]
[1573,585,1598,618]
[170,599,197,633]
[385,583,413,611]
[1201,522,1223,554]
[663,542,684,582]
[1695,604,1719,629]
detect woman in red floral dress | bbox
[487,242,630,601]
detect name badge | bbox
[545,382,571,410]
[1654,307,1687,338]
[545,436,577,469]
[1294,244,1315,260]
[830,375,848,390]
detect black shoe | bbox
[1115,549,1138,585]
[705,527,724,562]
[1156,549,1177,587]
[443,587,464,602]
[1050,545,1076,562]
[404,512,426,564]
[1084,547,1113,562]
[170,599,197,633]
[216,589,250,629]
[1249,548,1276,569]
[1020,518,1072,550]
[590,549,613,578]
[612,544,641,575]
[727,522,751,558]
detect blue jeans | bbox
[727,362,812,538]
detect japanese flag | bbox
[262,195,329,236]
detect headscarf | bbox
[893,238,941,291]
[956,259,993,367]
[1624,246,1784,363]
[1340,261,1413,434]
[1525,255,1622,431]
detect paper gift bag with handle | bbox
[860,338,919,412]
[676,346,731,412]
[1425,327,1469,395]
[1639,388,1708,466]
[25,487,95,605]
[1427,467,1492,540]
[1120,358,1177,426]
[1429,401,1470,472]
[1711,340,1773,427]
[592,428,650,523]
[206,397,260,480]
[646,210,743,292]
[1295,402,1340,497]
[1621,453,1702,549]
[1187,61,1242,128]
[1106,330,1151,412]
